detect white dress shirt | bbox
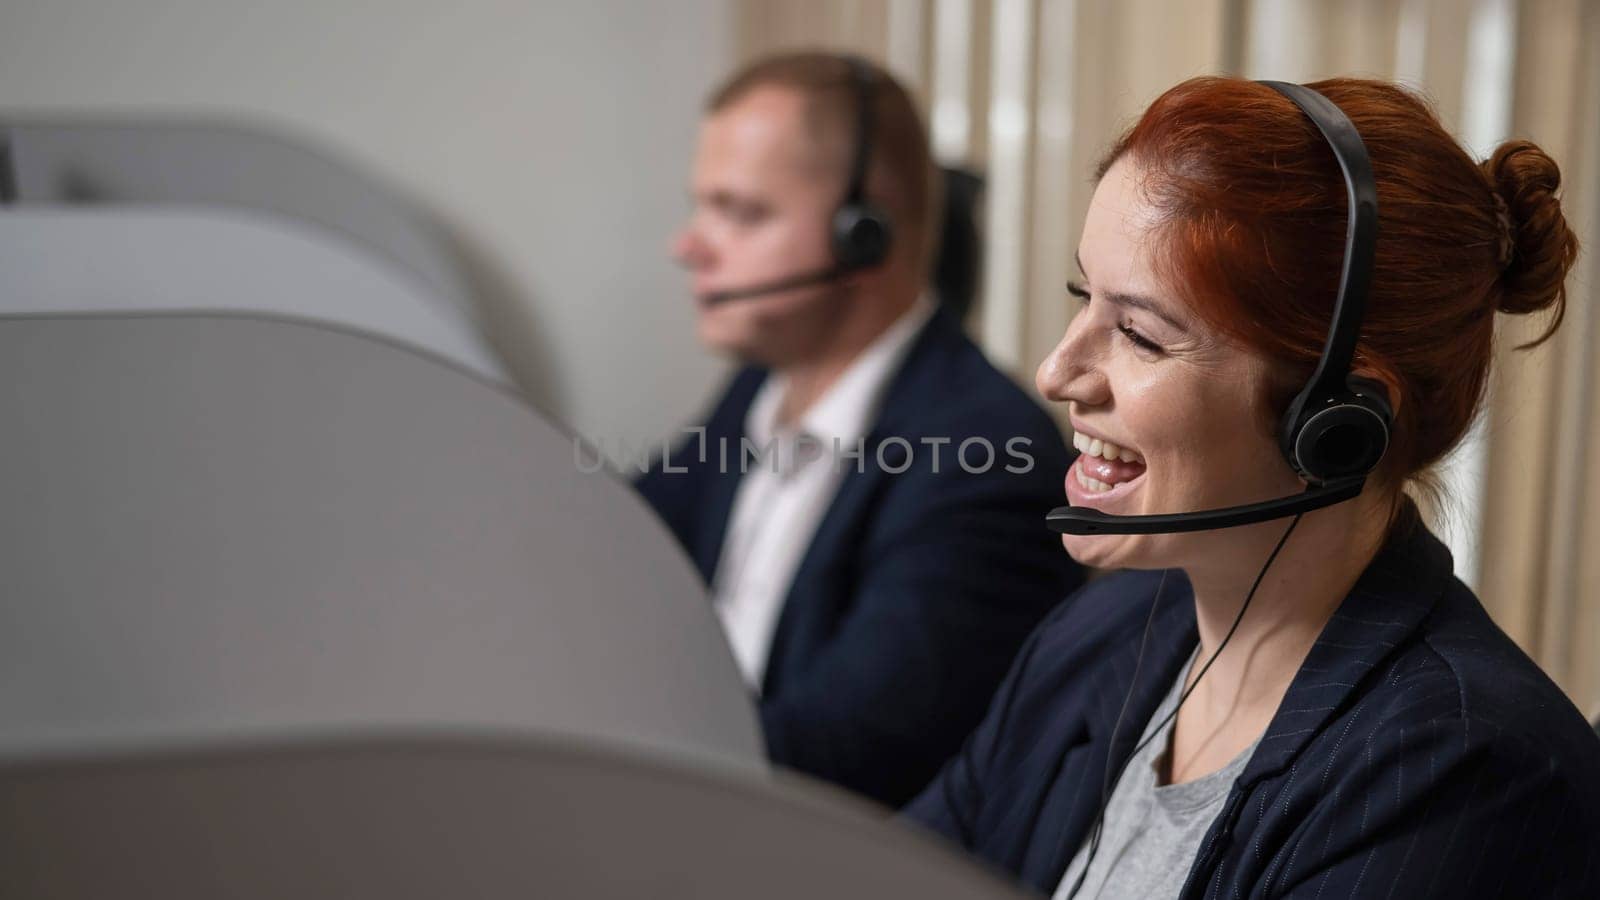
[712,297,937,690]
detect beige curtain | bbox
[733,0,1600,718]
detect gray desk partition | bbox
[3,118,477,324]
[0,209,506,382]
[0,311,1028,899]
[0,313,759,771]
[0,737,1027,899]
[1,118,505,385]
[0,125,1022,896]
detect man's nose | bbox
[672,223,711,269]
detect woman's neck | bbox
[1166,494,1393,782]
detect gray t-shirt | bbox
[1052,652,1261,900]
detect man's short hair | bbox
[708,51,941,269]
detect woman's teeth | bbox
[1071,431,1142,463]
[1071,431,1145,494]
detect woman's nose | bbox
[1036,315,1109,407]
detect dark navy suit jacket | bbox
[637,307,1085,807]
[905,516,1600,897]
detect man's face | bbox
[673,86,848,366]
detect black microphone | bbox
[701,265,847,305]
[1045,477,1365,535]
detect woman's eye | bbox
[1068,282,1164,355]
[1118,322,1164,354]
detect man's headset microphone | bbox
[702,57,894,306]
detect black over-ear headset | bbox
[1047,80,1393,536]
[703,56,894,304]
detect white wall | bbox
[0,0,734,452]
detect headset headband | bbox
[1258,81,1379,407]
[843,57,875,208]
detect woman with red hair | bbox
[905,76,1600,898]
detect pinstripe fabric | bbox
[904,520,1600,898]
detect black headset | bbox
[1046,80,1392,536]
[703,56,894,304]
[829,56,894,270]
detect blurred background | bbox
[1,0,1593,715]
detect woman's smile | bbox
[1064,426,1148,508]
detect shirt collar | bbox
[744,295,937,452]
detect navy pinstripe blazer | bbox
[905,517,1600,897]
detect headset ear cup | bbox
[1289,378,1392,482]
[832,203,893,271]
[1345,376,1394,424]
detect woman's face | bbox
[1036,157,1306,572]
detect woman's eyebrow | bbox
[1074,249,1190,334]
